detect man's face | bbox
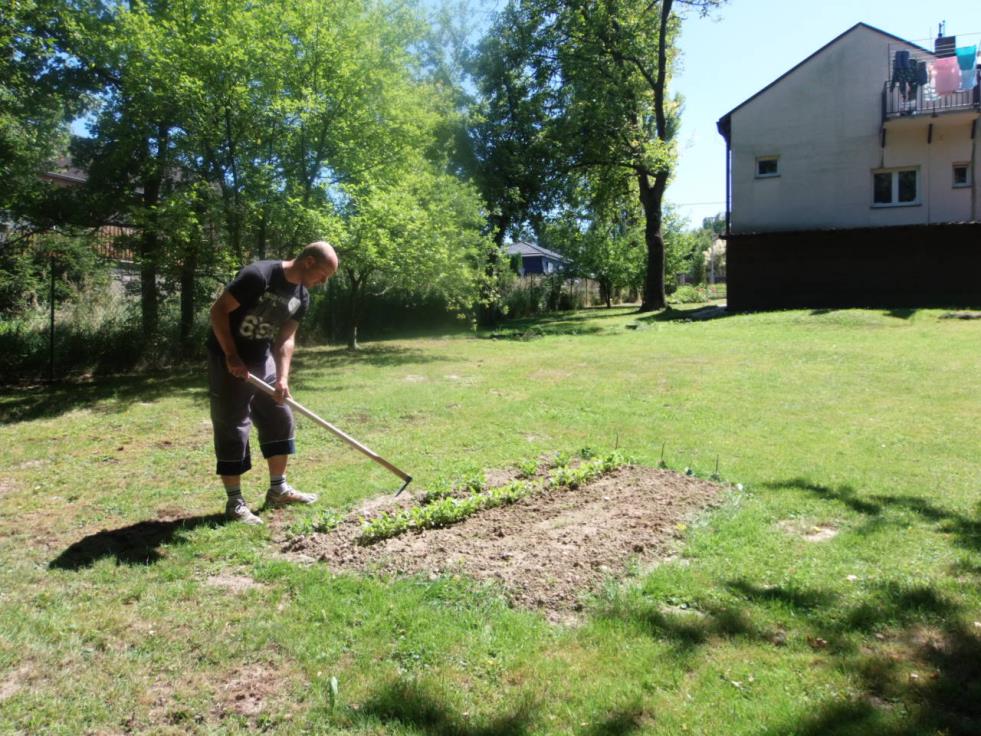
[303,258,337,288]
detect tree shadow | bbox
[884,308,918,319]
[762,478,883,516]
[355,679,534,736]
[1,345,447,425]
[757,700,884,736]
[293,344,452,372]
[726,579,837,613]
[766,478,980,555]
[49,513,226,569]
[636,305,732,323]
[581,706,649,736]
[0,369,203,424]
[597,598,764,657]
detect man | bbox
[208,241,339,524]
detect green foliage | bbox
[669,285,709,304]
[288,509,344,538]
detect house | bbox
[507,241,568,276]
[717,23,980,309]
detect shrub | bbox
[669,285,709,304]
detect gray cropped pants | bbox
[207,351,296,476]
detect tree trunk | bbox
[346,267,361,350]
[638,170,667,312]
[179,244,197,356]
[139,173,162,341]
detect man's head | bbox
[296,241,339,288]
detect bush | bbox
[669,285,709,304]
[502,275,586,320]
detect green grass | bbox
[1,304,978,734]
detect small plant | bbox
[289,508,343,537]
[357,451,632,544]
[516,458,539,478]
[420,479,455,505]
[579,446,597,459]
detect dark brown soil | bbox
[278,466,726,623]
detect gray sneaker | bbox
[265,483,318,508]
[225,497,263,525]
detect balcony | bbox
[883,70,980,120]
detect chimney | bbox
[935,22,956,58]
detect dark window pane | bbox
[757,158,778,176]
[873,173,892,203]
[953,165,968,186]
[898,170,917,202]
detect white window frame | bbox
[755,156,780,179]
[952,162,972,188]
[871,166,920,207]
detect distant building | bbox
[506,241,568,276]
[717,23,980,309]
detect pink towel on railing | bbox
[932,56,962,96]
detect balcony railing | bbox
[883,70,980,120]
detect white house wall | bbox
[730,26,979,232]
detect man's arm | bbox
[271,319,300,402]
[210,290,247,378]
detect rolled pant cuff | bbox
[261,439,296,458]
[217,456,253,476]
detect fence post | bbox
[49,252,55,381]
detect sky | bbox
[669,0,981,227]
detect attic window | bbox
[953,163,971,188]
[756,156,779,178]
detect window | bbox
[872,167,919,206]
[953,163,971,188]
[756,156,779,178]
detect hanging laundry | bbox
[956,45,977,71]
[932,56,962,96]
[891,50,911,93]
[960,67,977,92]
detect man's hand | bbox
[226,354,248,379]
[273,377,291,404]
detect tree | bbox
[472,0,724,312]
[541,170,645,307]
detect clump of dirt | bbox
[280,466,726,622]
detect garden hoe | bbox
[246,373,413,496]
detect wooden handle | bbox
[245,373,412,484]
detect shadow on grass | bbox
[1,344,445,425]
[726,579,837,613]
[765,478,980,553]
[355,679,534,736]
[762,477,883,515]
[635,305,732,323]
[0,369,203,424]
[293,343,451,372]
[582,706,649,736]
[49,513,226,569]
[598,599,764,657]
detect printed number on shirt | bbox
[239,316,274,340]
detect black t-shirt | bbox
[207,260,309,363]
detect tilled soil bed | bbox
[279,466,726,622]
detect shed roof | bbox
[506,241,567,261]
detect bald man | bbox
[207,241,339,524]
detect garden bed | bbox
[278,462,727,623]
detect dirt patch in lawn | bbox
[280,466,726,623]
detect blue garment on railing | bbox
[956,45,977,71]
[960,68,977,92]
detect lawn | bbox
[0,306,978,735]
